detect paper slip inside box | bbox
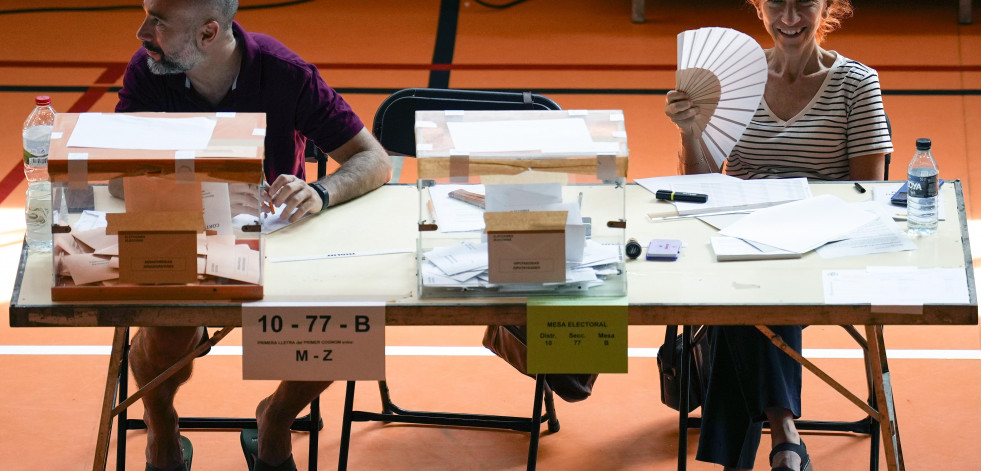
[62,253,118,285]
[205,243,262,284]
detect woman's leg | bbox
[695,325,803,469]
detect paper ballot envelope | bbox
[485,211,567,284]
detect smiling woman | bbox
[662,0,893,470]
[748,0,853,43]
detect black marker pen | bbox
[655,189,708,203]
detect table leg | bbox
[865,325,905,471]
[110,326,234,416]
[755,326,877,417]
[632,0,645,23]
[93,327,127,471]
[93,326,234,471]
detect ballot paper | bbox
[719,194,876,253]
[67,113,217,151]
[823,267,970,305]
[205,243,261,284]
[427,184,487,233]
[816,201,916,259]
[638,174,811,216]
[710,236,801,261]
[230,204,307,234]
[426,241,489,277]
[420,238,621,291]
[71,227,118,252]
[446,118,596,155]
[62,253,118,285]
[201,182,234,235]
[73,210,108,232]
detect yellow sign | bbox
[526,297,627,374]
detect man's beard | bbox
[143,40,202,75]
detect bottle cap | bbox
[915,138,931,151]
[34,95,51,106]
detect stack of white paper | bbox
[420,239,620,291]
[719,194,876,253]
[638,174,812,216]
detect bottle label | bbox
[908,173,938,198]
[23,149,48,167]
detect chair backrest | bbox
[884,113,892,180]
[372,88,562,156]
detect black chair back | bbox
[372,88,561,156]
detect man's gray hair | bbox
[214,0,237,28]
[196,0,238,30]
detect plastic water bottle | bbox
[906,138,939,237]
[23,95,55,252]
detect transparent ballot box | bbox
[47,112,266,301]
[415,109,628,298]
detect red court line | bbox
[0,164,25,204]
[0,64,126,205]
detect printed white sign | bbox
[242,302,385,381]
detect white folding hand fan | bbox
[676,27,767,170]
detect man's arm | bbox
[317,127,393,205]
[266,127,392,222]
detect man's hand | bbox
[665,90,702,138]
[266,174,322,223]
[229,183,262,218]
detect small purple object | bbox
[646,239,682,261]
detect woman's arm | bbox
[666,90,720,174]
[849,153,886,181]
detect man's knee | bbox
[131,327,204,374]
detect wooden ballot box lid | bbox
[48,112,265,184]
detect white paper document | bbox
[484,182,563,212]
[638,175,812,216]
[428,184,486,233]
[67,114,217,150]
[816,201,916,259]
[73,210,108,232]
[719,194,876,253]
[201,182,233,235]
[823,267,970,305]
[710,236,801,261]
[446,118,596,155]
[425,241,489,276]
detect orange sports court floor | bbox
[1,0,980,470]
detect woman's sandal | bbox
[769,440,813,471]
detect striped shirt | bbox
[724,53,893,180]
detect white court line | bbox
[1,345,979,360]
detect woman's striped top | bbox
[724,53,893,180]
